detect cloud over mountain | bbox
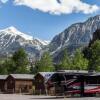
[13,0,99,15]
[1,0,99,15]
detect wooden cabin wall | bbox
[15,80,33,94]
[6,75,33,94]
[34,74,46,94]
[0,80,6,92]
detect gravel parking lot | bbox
[0,94,100,100]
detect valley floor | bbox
[0,94,100,100]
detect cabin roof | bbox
[55,70,89,76]
[10,74,34,80]
[37,72,55,80]
[90,73,100,76]
[57,70,88,73]
[0,75,8,80]
[35,71,89,81]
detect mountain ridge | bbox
[0,15,100,62]
[0,26,49,60]
[48,15,100,62]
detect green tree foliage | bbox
[12,48,29,73]
[30,66,36,74]
[72,49,88,70]
[0,48,29,74]
[83,29,100,71]
[89,29,100,47]
[12,48,28,66]
[30,62,37,74]
[0,59,16,74]
[58,49,71,70]
[35,52,54,72]
[88,40,100,71]
[83,29,100,60]
[0,61,8,74]
[3,59,16,74]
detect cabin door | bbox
[7,79,15,93]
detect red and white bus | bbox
[47,72,100,96]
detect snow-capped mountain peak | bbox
[5,26,17,32]
[0,26,49,59]
[0,26,33,40]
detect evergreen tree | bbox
[89,29,100,47]
[36,52,54,72]
[58,49,71,70]
[0,61,8,74]
[0,48,30,74]
[30,62,37,74]
[3,59,16,74]
[12,48,29,73]
[72,49,88,70]
[88,40,100,71]
[83,29,100,71]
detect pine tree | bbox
[3,59,16,74]
[83,29,100,71]
[0,61,8,74]
[58,49,71,70]
[35,52,54,72]
[89,40,100,71]
[12,48,29,73]
[72,49,88,70]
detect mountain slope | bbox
[48,15,100,62]
[0,26,48,60]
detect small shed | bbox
[34,72,54,95]
[0,75,8,92]
[5,74,34,94]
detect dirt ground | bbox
[0,94,100,100]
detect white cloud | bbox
[0,0,8,3]
[2,0,100,15]
[14,0,100,15]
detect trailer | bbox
[47,71,100,97]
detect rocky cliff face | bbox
[0,15,100,62]
[48,15,100,62]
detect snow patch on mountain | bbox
[35,38,50,45]
[48,15,100,62]
[0,26,49,59]
[0,26,33,40]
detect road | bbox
[0,94,100,100]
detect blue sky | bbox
[0,0,100,40]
